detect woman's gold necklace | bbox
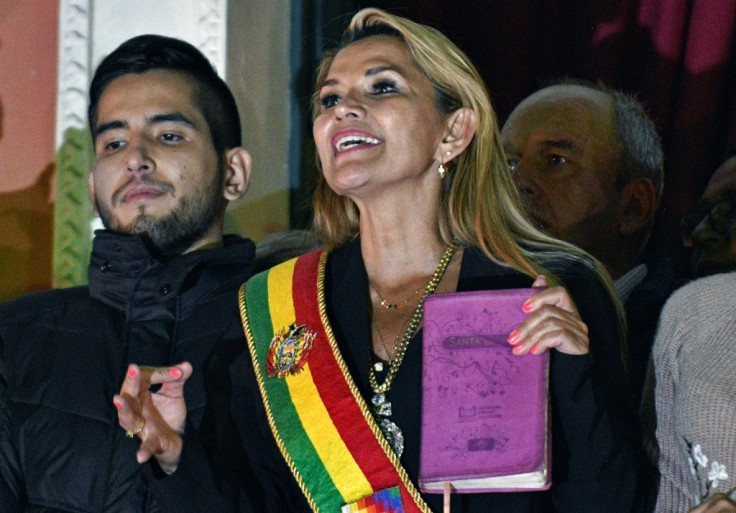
[371,284,423,310]
[368,241,458,456]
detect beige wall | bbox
[226,0,292,241]
[0,0,58,301]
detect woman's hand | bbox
[506,275,589,356]
[113,362,193,474]
[690,494,736,513]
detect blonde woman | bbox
[115,8,642,513]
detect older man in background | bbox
[501,82,674,409]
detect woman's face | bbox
[313,35,447,201]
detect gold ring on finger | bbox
[125,417,146,438]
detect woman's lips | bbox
[331,130,383,156]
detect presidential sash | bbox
[239,250,431,513]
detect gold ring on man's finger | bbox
[125,418,146,438]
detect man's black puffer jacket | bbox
[0,231,256,512]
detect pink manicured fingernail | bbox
[512,344,524,354]
[530,344,539,354]
[507,330,520,344]
[522,300,534,313]
[127,367,137,378]
[113,399,122,410]
[169,368,182,378]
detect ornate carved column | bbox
[54,0,93,288]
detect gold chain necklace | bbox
[368,241,458,394]
[371,284,423,310]
[368,241,458,457]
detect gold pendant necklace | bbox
[368,241,458,457]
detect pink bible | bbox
[419,289,551,493]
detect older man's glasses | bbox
[680,197,736,246]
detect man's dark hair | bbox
[88,34,241,156]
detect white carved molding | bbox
[55,0,91,149]
[198,0,228,77]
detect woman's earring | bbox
[438,162,447,178]
[438,150,453,178]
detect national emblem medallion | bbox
[267,323,316,378]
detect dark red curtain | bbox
[357,0,736,278]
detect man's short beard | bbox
[125,197,220,255]
[97,172,223,256]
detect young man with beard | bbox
[0,35,263,512]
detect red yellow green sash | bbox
[239,250,431,513]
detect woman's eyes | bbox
[320,94,340,109]
[371,81,398,95]
[319,80,399,109]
